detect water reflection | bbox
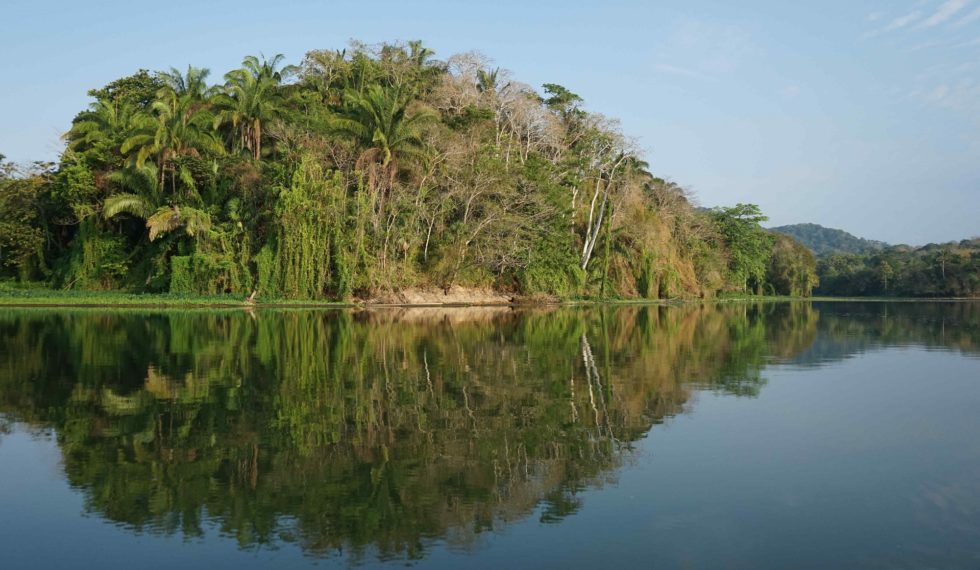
[0,301,977,563]
[791,301,980,367]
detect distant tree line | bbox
[817,239,980,297]
[0,41,818,299]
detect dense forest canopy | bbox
[0,41,821,300]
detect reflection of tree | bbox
[0,415,11,441]
[791,301,980,366]
[0,303,830,561]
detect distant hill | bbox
[769,223,888,256]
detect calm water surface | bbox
[1,301,978,568]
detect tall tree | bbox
[215,54,297,160]
[65,99,142,167]
[710,204,775,293]
[329,84,435,215]
[121,66,224,197]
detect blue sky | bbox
[1,0,978,244]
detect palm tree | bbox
[143,204,211,241]
[214,54,297,160]
[102,163,211,242]
[332,84,433,172]
[158,65,214,101]
[329,84,435,218]
[103,163,160,220]
[65,99,140,156]
[476,67,500,95]
[404,40,439,95]
[407,40,435,68]
[121,66,224,197]
[376,41,438,95]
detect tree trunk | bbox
[253,118,261,160]
[580,156,626,270]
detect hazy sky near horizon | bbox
[1,0,978,244]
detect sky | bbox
[1,0,978,245]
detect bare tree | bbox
[577,120,636,270]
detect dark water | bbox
[1,301,979,569]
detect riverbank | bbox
[0,285,348,308]
[0,284,528,308]
[1,284,975,309]
[0,284,735,308]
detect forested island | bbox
[0,41,974,302]
[0,41,818,302]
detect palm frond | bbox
[103,193,154,220]
[146,207,183,241]
[145,205,212,241]
[179,207,212,237]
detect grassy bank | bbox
[0,284,352,308]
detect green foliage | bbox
[0,162,48,279]
[169,252,247,295]
[710,204,776,293]
[766,233,819,297]
[103,192,154,219]
[519,240,584,297]
[10,41,821,301]
[86,69,164,109]
[214,54,296,160]
[55,160,100,219]
[168,255,194,293]
[57,218,129,290]
[260,156,351,299]
[145,205,211,241]
[542,83,584,123]
[254,243,279,295]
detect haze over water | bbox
[1,301,979,568]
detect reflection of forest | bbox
[0,301,973,561]
[790,302,980,367]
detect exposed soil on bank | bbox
[364,286,517,306]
